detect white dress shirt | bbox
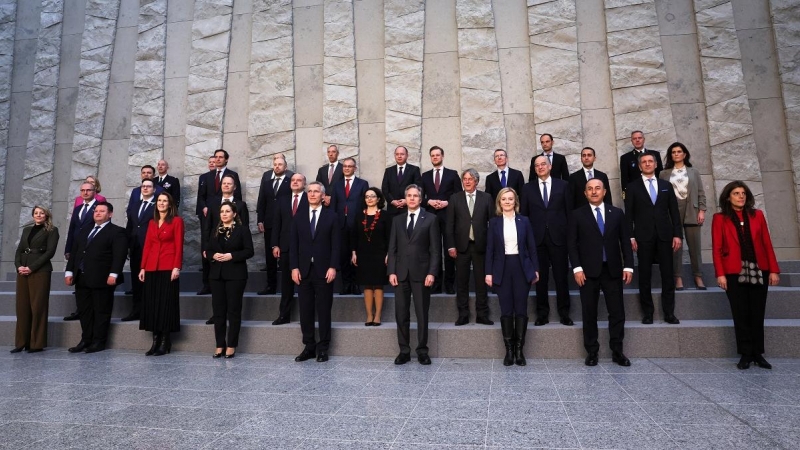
[502,215,518,255]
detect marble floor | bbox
[1,348,799,449]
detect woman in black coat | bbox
[205,201,254,359]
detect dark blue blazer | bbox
[330,177,369,229]
[624,177,682,242]
[421,167,462,219]
[290,206,341,279]
[520,178,573,246]
[65,202,97,256]
[485,168,525,203]
[485,215,539,284]
[125,198,155,250]
[196,168,243,217]
[155,174,181,206]
[568,204,633,278]
[126,185,164,215]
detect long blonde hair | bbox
[31,205,54,231]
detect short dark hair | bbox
[637,152,656,164]
[141,178,155,187]
[95,201,113,213]
[365,187,386,209]
[429,146,444,156]
[665,142,693,169]
[540,133,553,141]
[631,130,644,137]
[221,174,237,187]
[141,165,156,174]
[581,147,596,157]
[214,149,230,160]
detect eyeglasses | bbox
[343,165,356,168]
[364,195,377,199]
[80,189,95,192]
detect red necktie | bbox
[344,179,351,215]
[434,169,440,192]
[215,170,221,192]
[292,194,299,216]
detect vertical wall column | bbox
[0,0,21,268]
[223,0,251,199]
[0,3,15,251]
[293,0,323,177]
[353,0,384,186]
[323,0,359,160]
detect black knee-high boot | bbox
[154,333,171,356]
[145,333,160,356]
[514,315,528,366]
[500,316,515,366]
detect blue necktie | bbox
[648,178,657,204]
[397,166,403,183]
[310,209,317,239]
[87,225,101,243]
[407,213,415,238]
[542,182,548,208]
[596,207,606,261]
[500,170,506,188]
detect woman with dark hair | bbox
[205,201,254,358]
[13,206,59,353]
[712,181,780,370]
[351,187,390,326]
[139,192,184,356]
[660,142,707,290]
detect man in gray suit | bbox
[388,184,441,365]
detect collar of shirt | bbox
[344,177,353,183]
[159,173,168,180]
[397,164,406,171]
[543,152,553,157]
[407,208,420,217]
[329,161,338,168]
[216,167,226,174]
[538,176,552,185]
[589,203,605,220]
[221,196,234,203]
[584,167,594,174]
[641,174,656,183]
[84,198,97,207]
[141,196,154,204]
[93,220,111,231]
[272,172,283,181]
[309,206,320,216]
[496,166,508,175]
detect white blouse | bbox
[502,215,518,255]
[669,167,689,200]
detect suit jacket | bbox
[205,223,254,280]
[568,204,633,278]
[485,167,525,202]
[126,197,155,251]
[126,185,164,214]
[659,166,706,225]
[155,174,181,206]
[381,164,422,215]
[485,215,539,284]
[530,152,569,182]
[196,168,243,216]
[15,225,60,273]
[446,190,493,253]
[256,169,293,228]
[141,217,185,271]
[271,193,309,252]
[66,222,127,288]
[290,206,341,279]
[66,201,98,256]
[624,177,682,242]
[316,161,344,193]
[568,168,613,209]
[619,148,663,192]
[387,209,441,282]
[711,210,780,277]
[421,167,462,219]
[330,176,369,229]
[520,178,573,246]
[204,198,250,245]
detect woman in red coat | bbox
[712,181,780,370]
[138,192,184,356]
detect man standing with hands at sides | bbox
[569,179,634,367]
[64,181,99,321]
[122,179,156,322]
[625,153,682,325]
[126,165,164,214]
[65,202,127,353]
[256,154,293,295]
[421,146,461,294]
[485,149,525,202]
[619,130,663,194]
[446,169,493,326]
[382,146,422,222]
[521,155,574,326]
[568,147,613,209]
[270,174,307,325]
[155,159,181,207]
[388,185,440,365]
[291,182,340,363]
[531,134,569,182]
[330,157,368,295]
[316,144,343,207]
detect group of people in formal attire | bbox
[10,131,781,370]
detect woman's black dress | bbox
[352,209,390,286]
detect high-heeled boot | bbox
[145,333,160,356]
[153,332,171,356]
[500,316,515,366]
[514,315,528,366]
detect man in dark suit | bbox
[121,179,156,321]
[291,182,340,363]
[619,130,663,194]
[126,165,164,214]
[625,152,682,324]
[521,155,574,326]
[530,133,569,182]
[330,157,369,295]
[485,148,525,202]
[381,146,422,221]
[421,146,462,294]
[316,144,343,207]
[388,184,440,366]
[568,179,634,367]
[256,154,293,295]
[64,181,100,321]
[270,173,308,325]
[64,202,127,353]
[568,147,613,208]
[155,159,181,206]
[446,168,493,325]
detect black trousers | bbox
[535,230,570,319]
[496,255,529,317]
[434,215,455,289]
[211,278,246,348]
[725,273,769,356]
[199,215,210,288]
[340,223,356,287]
[395,279,430,356]
[580,264,625,354]
[278,251,295,319]
[263,228,278,290]
[636,239,675,316]
[75,274,115,345]
[298,265,334,353]
[455,243,489,318]
[129,247,143,312]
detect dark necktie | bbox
[500,170,506,188]
[397,166,404,183]
[542,182,549,208]
[87,225,101,243]
[138,201,150,220]
[215,170,222,192]
[310,209,317,239]
[434,169,440,192]
[273,177,280,193]
[292,194,299,216]
[596,207,606,261]
[344,179,351,215]
[79,202,89,221]
[407,213,415,238]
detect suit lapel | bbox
[409,210,425,241]
[515,215,524,246]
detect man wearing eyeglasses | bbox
[63,182,99,321]
[122,179,157,321]
[330,157,368,295]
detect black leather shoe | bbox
[418,354,431,365]
[316,352,329,362]
[585,353,598,366]
[213,350,224,358]
[68,341,89,353]
[10,347,25,353]
[120,312,139,322]
[476,316,494,325]
[295,349,315,362]
[612,352,631,367]
[394,353,411,365]
[272,316,290,325]
[63,311,80,321]
[26,348,43,353]
[224,351,236,359]
[560,317,574,326]
[664,315,680,325]
[445,285,455,295]
[737,355,752,370]
[84,343,105,353]
[454,316,469,326]
[534,318,549,326]
[196,287,211,295]
[752,355,772,369]
[205,317,214,325]
[641,315,653,324]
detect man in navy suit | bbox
[270,173,308,325]
[256,154,293,295]
[330,157,368,295]
[316,144,343,207]
[568,179,634,367]
[625,153,682,325]
[619,130,663,194]
[529,133,569,182]
[521,155,574,326]
[126,165,164,214]
[421,146,462,294]
[568,147,613,208]
[290,182,340,363]
[381,146,422,221]
[64,181,100,321]
[155,159,181,206]
[121,179,156,321]
[485,149,525,202]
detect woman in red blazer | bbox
[138,192,184,356]
[712,181,780,370]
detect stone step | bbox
[778,273,800,287]
[2,316,799,358]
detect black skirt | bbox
[139,270,180,332]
